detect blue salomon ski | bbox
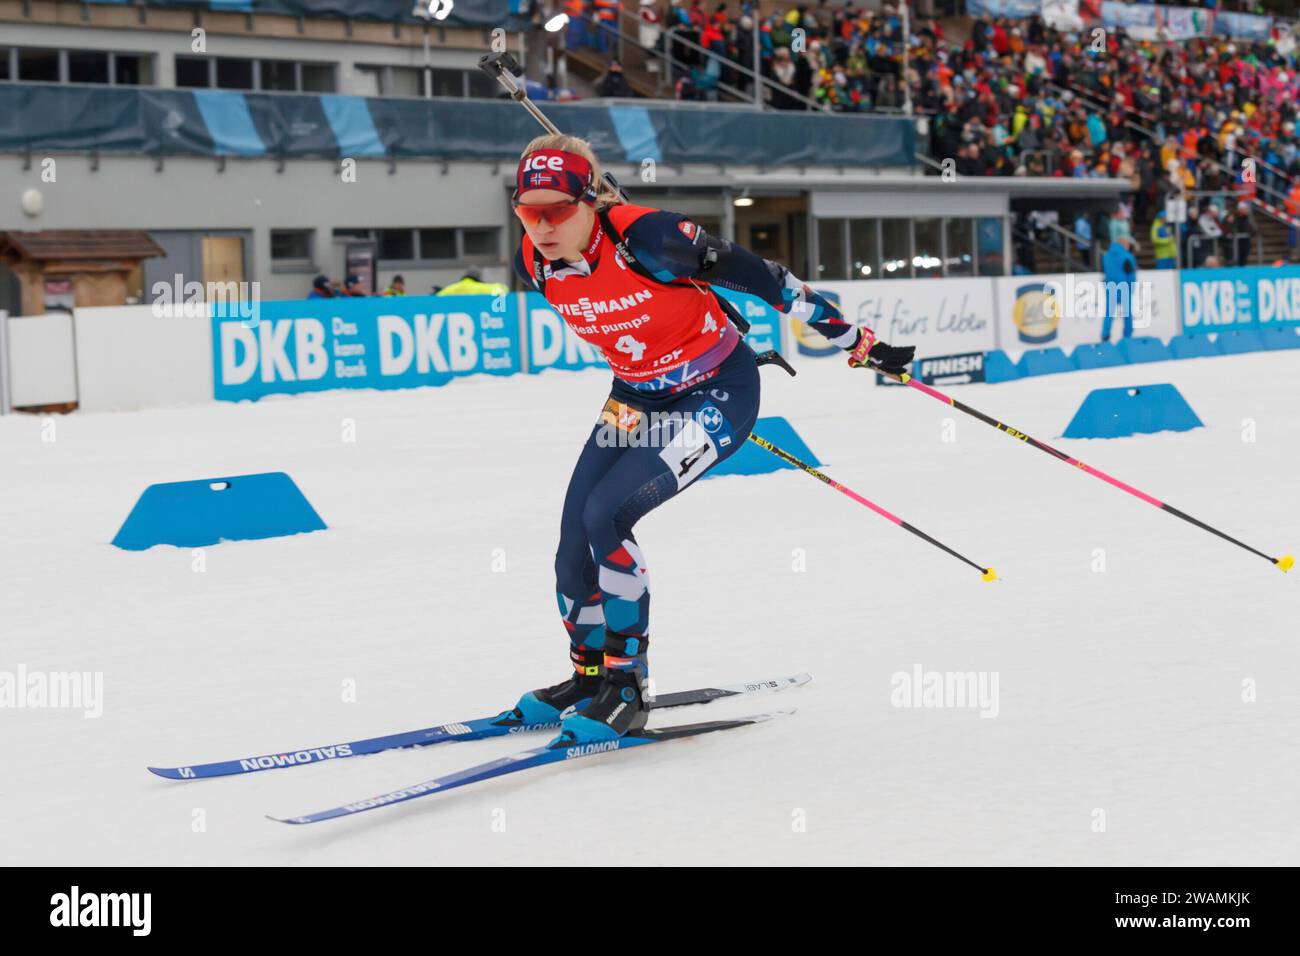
[148,673,809,780]
[268,710,791,825]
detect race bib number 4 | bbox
[658,419,718,490]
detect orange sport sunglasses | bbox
[511,192,585,227]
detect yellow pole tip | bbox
[1278,555,1295,573]
[981,567,998,582]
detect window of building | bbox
[976,218,1005,276]
[300,63,334,93]
[849,219,878,279]
[181,56,316,91]
[336,227,501,264]
[820,216,1005,281]
[216,58,255,90]
[68,50,110,85]
[260,60,297,92]
[114,53,152,86]
[255,60,334,93]
[271,230,314,268]
[880,219,911,279]
[175,56,210,89]
[18,48,60,82]
[466,71,498,99]
[356,65,504,101]
[353,64,425,97]
[388,66,423,98]
[462,228,498,258]
[378,229,416,261]
[353,66,383,97]
[816,218,847,280]
[2,47,154,86]
[418,229,456,261]
[913,217,943,278]
[429,68,463,98]
[944,218,975,276]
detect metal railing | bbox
[575,10,828,113]
[914,151,947,175]
[1191,156,1297,230]
[1051,78,1159,132]
[1046,220,1098,271]
[1011,221,1098,273]
[1179,213,1266,268]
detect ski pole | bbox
[479,51,631,203]
[746,432,997,582]
[876,369,1294,574]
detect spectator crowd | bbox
[930,14,1300,264]
[555,1,1300,263]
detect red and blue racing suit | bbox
[515,203,865,669]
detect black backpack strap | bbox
[529,244,547,296]
[708,289,750,336]
[598,207,696,289]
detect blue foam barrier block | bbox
[112,472,327,550]
[705,416,820,478]
[983,349,1020,383]
[1216,329,1267,355]
[1260,327,1300,350]
[1168,333,1221,359]
[1118,336,1172,364]
[1017,347,1074,377]
[1062,384,1203,439]
[1071,342,1126,370]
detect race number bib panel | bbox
[658,418,718,490]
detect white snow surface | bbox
[2,351,1297,866]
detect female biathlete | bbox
[494,134,915,745]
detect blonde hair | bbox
[520,133,622,210]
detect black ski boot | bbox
[552,635,650,744]
[493,644,605,727]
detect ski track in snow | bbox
[2,351,1297,865]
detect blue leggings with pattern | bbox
[554,343,761,666]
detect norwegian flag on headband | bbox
[516,149,594,200]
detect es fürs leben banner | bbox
[211,295,522,401]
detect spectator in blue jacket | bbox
[1086,112,1107,149]
[1101,235,1138,343]
[1073,212,1093,269]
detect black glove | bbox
[847,330,915,376]
[866,341,916,376]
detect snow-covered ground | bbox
[2,350,1297,865]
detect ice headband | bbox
[515,149,598,203]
